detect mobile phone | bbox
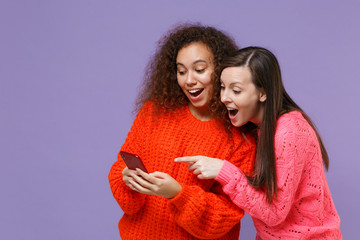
[120,151,148,173]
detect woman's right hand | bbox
[122,167,138,191]
[175,156,224,179]
[129,169,182,199]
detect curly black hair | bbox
[135,23,238,116]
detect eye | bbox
[177,70,186,76]
[195,69,205,73]
[233,89,241,94]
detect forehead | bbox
[221,66,252,84]
[176,42,214,62]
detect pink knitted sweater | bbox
[216,111,342,239]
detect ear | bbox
[259,88,267,102]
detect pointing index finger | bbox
[175,156,198,163]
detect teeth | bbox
[189,89,201,93]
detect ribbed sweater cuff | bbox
[215,160,239,186]
[169,184,193,208]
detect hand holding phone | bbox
[120,151,148,173]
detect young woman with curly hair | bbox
[108,24,256,240]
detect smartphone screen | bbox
[120,151,148,173]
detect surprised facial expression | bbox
[176,42,215,113]
[220,66,266,127]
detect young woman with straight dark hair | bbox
[176,47,342,239]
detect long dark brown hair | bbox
[135,23,238,116]
[220,47,329,203]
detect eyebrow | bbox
[230,82,243,87]
[176,60,208,67]
[220,79,243,87]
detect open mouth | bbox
[188,89,204,97]
[229,109,239,117]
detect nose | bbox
[221,90,231,104]
[185,72,196,85]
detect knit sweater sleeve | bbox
[108,102,153,215]
[168,137,255,239]
[216,114,311,227]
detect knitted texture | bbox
[216,111,342,239]
[108,101,255,240]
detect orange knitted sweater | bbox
[108,101,255,240]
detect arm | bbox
[108,102,153,215]
[216,128,310,226]
[125,168,243,238]
[169,140,255,239]
[108,159,146,214]
[168,183,244,239]
[127,170,182,199]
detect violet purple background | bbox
[1,1,359,239]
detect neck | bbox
[188,103,213,121]
[251,104,264,127]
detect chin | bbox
[192,100,209,109]
[231,119,245,127]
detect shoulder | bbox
[131,101,158,126]
[276,111,310,133]
[228,124,256,145]
[137,101,190,124]
[275,111,316,147]
[229,126,256,153]
[226,126,256,174]
[136,101,163,119]
[138,101,155,114]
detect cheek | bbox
[176,76,185,88]
[233,96,248,108]
[235,96,257,111]
[247,99,261,115]
[200,72,213,85]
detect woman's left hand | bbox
[175,156,224,179]
[129,169,182,199]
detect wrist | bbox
[168,183,182,199]
[215,160,239,185]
